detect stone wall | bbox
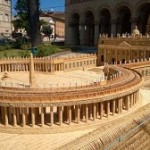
[0,0,12,36]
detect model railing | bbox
[0,67,142,103]
[121,60,150,69]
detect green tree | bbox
[13,0,29,34]
[41,25,53,42]
[13,0,47,47]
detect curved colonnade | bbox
[122,60,150,76]
[0,57,142,129]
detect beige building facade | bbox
[65,0,150,46]
[40,12,65,40]
[0,0,12,36]
[98,35,150,66]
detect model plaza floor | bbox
[0,71,149,149]
[0,58,148,149]
[0,67,104,88]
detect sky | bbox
[12,0,65,14]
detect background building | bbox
[98,36,150,66]
[40,12,65,41]
[65,0,150,46]
[12,11,65,42]
[0,0,12,37]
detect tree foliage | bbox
[13,0,29,34]
[41,25,53,41]
[13,0,47,47]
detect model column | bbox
[100,102,104,119]
[13,107,17,126]
[8,64,10,72]
[136,90,140,102]
[1,65,4,72]
[4,107,8,126]
[76,105,80,124]
[130,94,133,107]
[22,108,26,127]
[112,100,116,116]
[126,95,130,110]
[134,91,138,104]
[31,107,35,127]
[118,98,123,113]
[50,106,54,126]
[85,104,89,122]
[41,107,45,127]
[93,103,97,121]
[67,106,72,125]
[59,106,63,126]
[106,101,110,117]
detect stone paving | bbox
[0,129,95,150]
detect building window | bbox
[5,14,9,22]
[5,0,9,5]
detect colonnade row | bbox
[0,63,64,73]
[139,69,150,77]
[107,53,150,64]
[98,54,150,66]
[67,19,138,46]
[0,91,139,127]
[0,59,96,73]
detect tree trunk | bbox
[27,0,41,47]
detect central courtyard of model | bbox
[0,67,105,88]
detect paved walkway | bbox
[0,129,95,150]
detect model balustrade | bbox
[0,62,142,128]
[0,53,97,73]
